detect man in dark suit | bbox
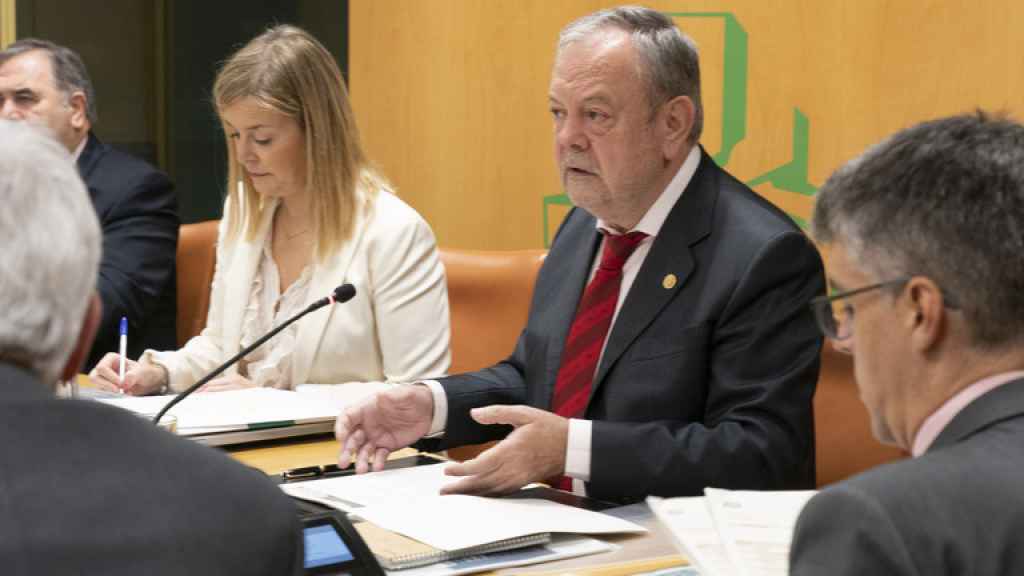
[789,113,1024,574]
[0,119,302,574]
[336,6,824,503]
[0,38,178,371]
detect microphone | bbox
[152,284,357,425]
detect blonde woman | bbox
[91,25,450,394]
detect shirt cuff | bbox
[565,418,592,492]
[421,380,447,437]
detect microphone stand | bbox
[152,285,355,425]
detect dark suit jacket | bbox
[0,362,302,574]
[790,378,1024,575]
[78,133,178,370]
[435,149,825,502]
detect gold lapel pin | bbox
[663,274,677,290]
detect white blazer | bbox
[149,186,451,391]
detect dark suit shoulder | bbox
[795,417,1024,575]
[0,398,301,575]
[84,141,172,192]
[707,162,805,243]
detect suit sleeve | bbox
[92,170,178,362]
[790,485,917,575]
[589,231,824,499]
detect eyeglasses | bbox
[809,278,910,340]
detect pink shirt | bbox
[911,370,1024,456]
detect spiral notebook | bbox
[354,521,551,570]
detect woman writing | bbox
[91,25,450,394]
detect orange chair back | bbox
[439,248,546,461]
[440,249,547,374]
[175,220,219,348]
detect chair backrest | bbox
[175,220,219,348]
[439,248,547,374]
[813,343,907,487]
[439,248,546,461]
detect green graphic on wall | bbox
[543,11,817,245]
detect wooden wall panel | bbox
[351,1,1024,249]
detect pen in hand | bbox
[118,317,127,393]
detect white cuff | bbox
[565,418,592,493]
[421,380,448,437]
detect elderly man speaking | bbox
[336,5,825,503]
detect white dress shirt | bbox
[425,146,701,494]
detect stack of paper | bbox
[99,382,390,435]
[282,463,646,552]
[648,488,817,576]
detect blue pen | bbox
[118,317,128,393]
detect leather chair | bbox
[175,220,219,348]
[439,248,546,460]
[813,342,907,486]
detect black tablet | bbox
[301,511,384,575]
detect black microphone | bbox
[152,284,357,425]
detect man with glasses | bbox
[790,112,1024,575]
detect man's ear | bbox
[60,293,101,382]
[68,92,89,132]
[905,277,946,354]
[660,95,696,160]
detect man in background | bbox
[0,119,301,574]
[336,6,825,503]
[0,38,178,370]
[790,112,1024,574]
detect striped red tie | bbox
[549,230,647,491]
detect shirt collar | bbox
[71,134,88,162]
[911,370,1024,456]
[596,145,701,237]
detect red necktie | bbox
[549,231,647,491]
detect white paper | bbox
[355,495,644,551]
[281,462,456,511]
[704,488,816,576]
[280,463,645,552]
[647,496,737,576]
[649,489,816,576]
[98,382,389,434]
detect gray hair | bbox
[0,38,98,125]
[558,5,703,143]
[0,120,101,385]
[812,111,1024,348]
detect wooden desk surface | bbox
[224,436,418,476]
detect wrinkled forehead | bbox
[550,29,642,97]
[0,50,58,91]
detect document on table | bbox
[648,488,816,576]
[281,463,646,551]
[98,382,390,435]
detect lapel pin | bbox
[663,274,677,290]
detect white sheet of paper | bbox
[99,383,389,434]
[280,463,645,551]
[703,488,817,576]
[354,495,645,551]
[281,462,457,510]
[647,496,737,576]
